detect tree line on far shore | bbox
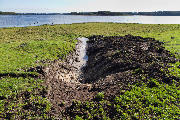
[2,11,180,16]
[0,11,17,15]
[67,11,180,16]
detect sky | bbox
[0,0,180,13]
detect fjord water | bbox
[1,15,180,28]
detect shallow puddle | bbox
[76,37,88,69]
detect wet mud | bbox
[44,35,179,119]
[79,35,179,99]
[43,38,94,118]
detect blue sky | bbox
[0,0,179,13]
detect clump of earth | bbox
[42,35,179,119]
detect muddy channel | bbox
[42,35,179,119]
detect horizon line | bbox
[1,10,180,14]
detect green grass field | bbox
[0,23,179,119]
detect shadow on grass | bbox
[0,72,39,78]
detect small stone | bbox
[75,58,80,62]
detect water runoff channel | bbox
[76,37,89,70]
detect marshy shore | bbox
[0,23,179,119]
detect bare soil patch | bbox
[43,39,94,119]
[43,35,179,119]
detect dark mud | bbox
[43,38,94,119]
[44,35,179,119]
[81,35,179,98]
[84,35,178,88]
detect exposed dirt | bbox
[43,39,94,119]
[83,35,179,96]
[65,35,179,119]
[42,35,179,119]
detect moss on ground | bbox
[70,79,179,120]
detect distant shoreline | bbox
[2,14,180,16]
[2,11,180,16]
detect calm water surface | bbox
[1,15,180,28]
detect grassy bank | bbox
[0,25,78,119]
[0,23,179,119]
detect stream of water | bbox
[76,37,89,69]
